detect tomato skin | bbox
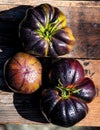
[49,59,96,103]
[19,4,75,57]
[41,89,88,127]
[4,52,42,94]
[49,58,85,87]
[41,59,96,127]
[72,77,96,103]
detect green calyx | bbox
[55,79,81,99]
[37,19,59,42]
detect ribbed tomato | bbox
[41,59,96,127]
[19,4,75,57]
[4,52,42,94]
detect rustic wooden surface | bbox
[0,0,100,126]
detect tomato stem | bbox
[37,19,59,42]
[55,79,81,99]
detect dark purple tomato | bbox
[41,88,88,127]
[40,59,96,127]
[19,4,75,57]
[49,58,85,87]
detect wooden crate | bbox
[0,0,100,126]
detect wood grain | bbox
[0,0,100,126]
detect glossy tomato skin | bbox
[49,59,96,103]
[41,59,96,127]
[41,89,88,127]
[49,58,85,87]
[19,4,75,57]
[72,77,96,103]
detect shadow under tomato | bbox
[0,5,52,123]
[12,57,53,123]
[0,5,32,47]
[13,88,48,123]
[0,5,32,92]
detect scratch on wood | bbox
[83,61,89,66]
[90,72,95,78]
[84,69,95,78]
[95,87,100,97]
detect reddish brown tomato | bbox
[4,52,42,94]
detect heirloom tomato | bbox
[41,59,96,127]
[4,52,42,94]
[19,4,75,57]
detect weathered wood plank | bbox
[0,1,100,58]
[0,60,100,125]
[0,1,100,7]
